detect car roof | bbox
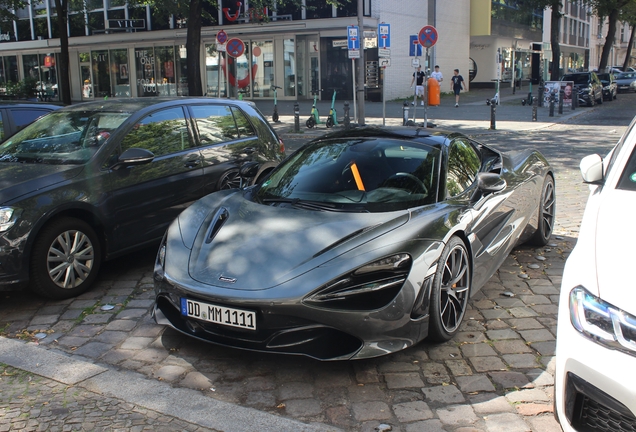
[58,97,256,113]
[309,125,459,146]
[0,102,63,110]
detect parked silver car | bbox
[615,71,636,93]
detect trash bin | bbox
[428,77,440,106]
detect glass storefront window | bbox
[155,46,177,97]
[0,56,18,88]
[284,39,295,97]
[110,49,130,97]
[135,47,157,97]
[38,53,58,100]
[205,44,226,98]
[306,0,333,19]
[251,40,273,98]
[176,45,188,96]
[92,50,111,97]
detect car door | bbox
[189,104,262,193]
[102,105,204,254]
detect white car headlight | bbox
[570,286,636,356]
[0,207,18,232]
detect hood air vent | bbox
[206,207,229,244]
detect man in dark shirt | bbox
[451,69,465,107]
[410,66,425,106]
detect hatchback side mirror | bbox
[580,154,604,184]
[238,161,260,188]
[111,148,155,170]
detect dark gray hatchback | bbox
[0,98,285,299]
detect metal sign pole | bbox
[382,66,386,126]
[352,58,357,123]
[424,47,429,129]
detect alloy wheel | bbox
[439,244,470,333]
[540,179,556,240]
[47,229,95,289]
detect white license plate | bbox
[181,298,256,331]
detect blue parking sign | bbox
[409,35,422,57]
[347,25,360,50]
[378,23,390,48]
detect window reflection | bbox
[446,139,480,198]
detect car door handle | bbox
[184,159,201,168]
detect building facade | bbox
[590,15,634,72]
[543,0,592,75]
[0,0,470,103]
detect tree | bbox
[53,0,72,105]
[589,0,636,71]
[517,0,564,80]
[620,2,636,69]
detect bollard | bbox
[572,92,577,110]
[558,90,564,114]
[490,100,496,130]
[293,102,300,133]
[402,101,410,126]
[532,105,537,122]
[538,85,544,108]
[549,93,555,117]
[343,101,351,129]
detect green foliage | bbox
[4,77,38,98]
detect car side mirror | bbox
[471,172,506,204]
[111,148,155,170]
[580,154,604,184]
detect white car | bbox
[555,117,636,430]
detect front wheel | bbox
[528,175,556,246]
[30,217,102,299]
[427,237,471,342]
[326,116,333,128]
[306,117,315,128]
[272,111,279,123]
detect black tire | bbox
[272,111,279,123]
[30,217,101,299]
[597,94,603,104]
[217,169,241,190]
[427,236,471,342]
[306,117,315,128]
[326,117,333,128]
[528,175,556,246]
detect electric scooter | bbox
[306,89,321,128]
[325,88,338,128]
[271,85,282,123]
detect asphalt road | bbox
[1,92,635,432]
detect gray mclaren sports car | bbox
[153,126,555,360]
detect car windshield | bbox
[562,74,590,85]
[256,138,441,213]
[597,73,611,82]
[0,110,131,165]
[617,72,636,79]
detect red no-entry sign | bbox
[418,25,438,48]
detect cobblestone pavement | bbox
[1,94,635,431]
[0,364,211,432]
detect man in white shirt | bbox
[431,65,443,83]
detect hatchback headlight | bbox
[0,207,18,232]
[570,286,636,356]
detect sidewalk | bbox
[252,83,586,139]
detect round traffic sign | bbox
[418,25,438,48]
[226,38,245,58]
[216,30,228,45]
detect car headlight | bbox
[154,233,167,280]
[304,254,412,311]
[0,207,19,232]
[570,286,636,356]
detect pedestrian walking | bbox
[431,65,443,83]
[451,69,465,107]
[410,65,425,106]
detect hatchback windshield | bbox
[0,110,131,164]
[256,138,441,212]
[562,74,591,85]
[617,72,636,79]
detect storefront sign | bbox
[108,19,145,29]
[0,33,10,42]
[333,40,347,48]
[44,55,55,68]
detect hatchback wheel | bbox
[30,217,101,299]
[217,169,241,190]
[428,237,471,342]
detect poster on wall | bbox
[120,64,128,79]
